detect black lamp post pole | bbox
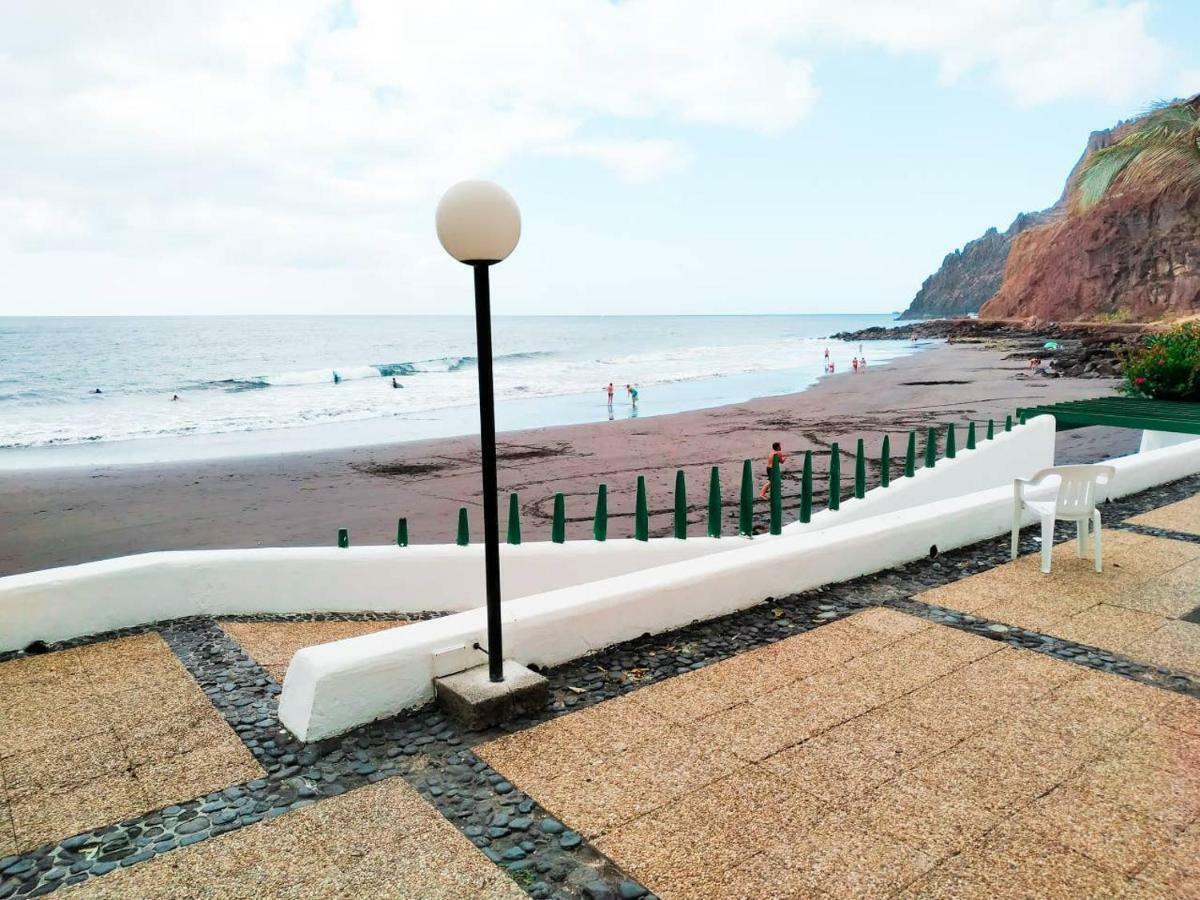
[471,261,504,683]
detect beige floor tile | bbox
[64,778,526,900]
[905,741,1062,815]
[854,777,999,861]
[132,742,263,811]
[1124,620,1200,677]
[220,620,410,682]
[1130,822,1200,899]
[1069,751,1200,829]
[593,765,823,894]
[0,647,88,688]
[689,700,810,762]
[1127,495,1200,536]
[1120,721,1200,778]
[1053,603,1167,651]
[11,772,147,854]
[621,665,747,724]
[1,730,130,800]
[767,809,936,899]
[0,694,116,756]
[528,766,672,839]
[611,724,740,799]
[0,801,16,858]
[973,595,1096,633]
[912,579,1008,613]
[1154,693,1200,737]
[1017,782,1182,876]
[1107,560,1200,619]
[851,607,934,639]
[903,821,1127,899]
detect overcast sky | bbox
[2,1,1197,317]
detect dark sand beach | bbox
[0,342,1137,576]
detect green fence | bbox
[345,415,1016,546]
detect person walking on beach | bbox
[824,347,830,370]
[759,442,786,499]
[606,383,614,406]
[851,357,859,373]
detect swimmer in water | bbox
[171,394,179,401]
[606,383,614,407]
[392,377,402,389]
[333,372,342,384]
[93,388,102,394]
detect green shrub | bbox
[1120,322,1200,401]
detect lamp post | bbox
[436,181,521,683]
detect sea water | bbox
[0,315,921,467]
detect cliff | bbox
[981,96,1200,322]
[903,95,1200,323]
[899,212,1047,319]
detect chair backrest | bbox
[1032,465,1117,515]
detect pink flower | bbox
[1135,377,1146,385]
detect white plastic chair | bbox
[1011,465,1116,574]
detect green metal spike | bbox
[593,484,608,541]
[800,450,813,524]
[829,443,841,511]
[507,492,521,545]
[769,457,782,535]
[945,423,957,459]
[966,421,977,450]
[854,438,866,499]
[707,466,722,538]
[673,470,687,539]
[1005,414,1013,432]
[880,435,890,488]
[456,508,469,546]
[987,419,995,440]
[739,459,754,536]
[396,518,408,547]
[924,427,938,469]
[905,432,916,477]
[337,528,349,549]
[635,475,649,542]
[551,493,566,544]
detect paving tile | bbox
[1129,822,1200,899]
[525,765,673,839]
[132,741,262,811]
[851,607,934,639]
[766,808,937,899]
[902,821,1127,899]
[0,800,16,858]
[764,707,953,803]
[1068,751,1200,829]
[622,664,747,724]
[973,595,1096,633]
[0,692,116,756]
[1107,560,1200,619]
[11,772,147,855]
[689,700,811,763]
[63,778,527,899]
[219,620,410,682]
[853,777,998,861]
[611,724,740,800]
[1123,620,1200,677]
[911,579,1007,614]
[1153,693,1200,737]
[1016,782,1182,876]
[1127,495,1200,536]
[1,730,130,800]
[1053,603,1167,651]
[593,765,824,893]
[905,741,1061,815]
[1120,721,1200,778]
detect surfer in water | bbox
[392,377,403,389]
[333,371,341,384]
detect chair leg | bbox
[1040,516,1054,574]
[1076,520,1087,557]
[1093,510,1103,574]
[1011,506,1021,560]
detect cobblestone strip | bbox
[1112,522,1200,545]
[887,596,1200,699]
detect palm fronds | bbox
[1069,99,1200,213]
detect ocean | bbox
[0,315,922,467]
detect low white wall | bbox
[278,423,1200,742]
[0,538,742,653]
[784,416,1055,532]
[1139,430,1200,453]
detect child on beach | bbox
[759,442,786,499]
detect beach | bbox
[0,341,1136,576]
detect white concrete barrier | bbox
[0,538,743,653]
[278,420,1200,741]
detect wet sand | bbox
[0,343,1137,575]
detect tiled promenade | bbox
[0,478,1197,898]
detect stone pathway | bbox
[917,530,1200,678]
[477,608,1200,899]
[1,474,1199,898]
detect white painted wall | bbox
[278,424,1200,741]
[784,416,1055,532]
[0,538,743,653]
[1139,430,1200,453]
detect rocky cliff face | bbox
[899,212,1046,319]
[980,190,1200,321]
[905,96,1200,323]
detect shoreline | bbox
[0,342,1138,575]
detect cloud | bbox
[0,0,1179,301]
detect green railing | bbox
[338,415,1020,546]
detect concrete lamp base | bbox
[434,660,549,730]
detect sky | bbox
[1,1,1197,318]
